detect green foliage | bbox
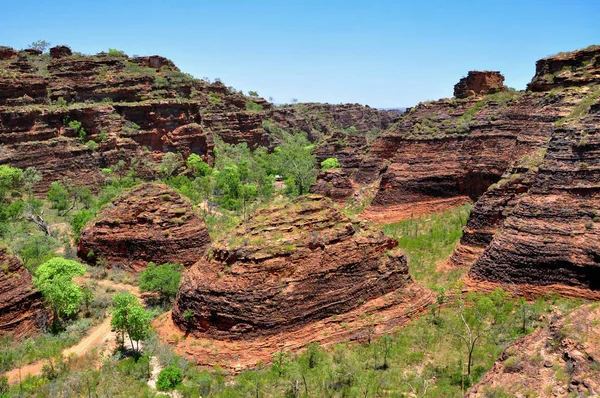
[28,40,51,52]
[245,100,263,112]
[0,318,92,373]
[321,157,341,170]
[248,90,259,97]
[159,152,184,179]
[382,204,471,287]
[111,293,152,352]
[270,132,317,196]
[186,153,212,177]
[107,48,126,57]
[68,120,87,143]
[0,166,24,235]
[70,208,95,239]
[138,262,184,302]
[33,258,86,326]
[156,365,184,391]
[47,181,94,216]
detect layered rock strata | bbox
[0,46,396,194]
[0,248,46,337]
[172,195,413,339]
[77,183,211,272]
[454,71,506,99]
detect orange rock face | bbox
[0,248,46,337]
[78,183,211,273]
[454,71,506,99]
[172,195,412,339]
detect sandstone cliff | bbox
[0,45,396,194]
[0,247,46,337]
[77,183,211,272]
[172,195,412,339]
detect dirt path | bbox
[4,278,139,384]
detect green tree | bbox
[453,289,511,376]
[28,40,51,52]
[270,133,317,196]
[47,181,70,213]
[33,258,86,329]
[156,365,184,391]
[248,90,259,97]
[111,293,152,352]
[22,167,42,195]
[320,157,340,170]
[138,262,184,302]
[186,154,212,177]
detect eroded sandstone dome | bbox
[78,182,211,272]
[172,195,410,339]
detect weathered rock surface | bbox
[0,47,396,194]
[309,169,354,201]
[467,305,600,397]
[528,45,600,92]
[172,195,412,339]
[454,71,506,99]
[0,248,46,337]
[466,96,600,296]
[78,183,211,272]
[359,65,593,222]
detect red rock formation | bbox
[467,103,600,296]
[454,71,506,99]
[0,248,46,337]
[467,305,600,397]
[0,48,396,194]
[78,183,211,273]
[172,195,412,339]
[49,45,72,59]
[528,45,600,92]
[309,169,354,202]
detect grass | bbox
[380,204,472,288]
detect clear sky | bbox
[2,0,599,108]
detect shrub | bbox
[107,48,126,57]
[138,262,184,302]
[156,365,184,391]
[321,157,341,170]
[245,101,263,112]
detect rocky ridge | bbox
[446,46,600,298]
[0,45,397,194]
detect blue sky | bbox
[2,0,599,107]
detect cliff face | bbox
[172,195,412,339]
[466,95,600,297]
[0,46,396,194]
[77,183,211,273]
[0,248,46,337]
[446,46,600,298]
[528,45,600,92]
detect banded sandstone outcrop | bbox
[172,195,412,339]
[78,183,211,272]
[0,248,46,337]
[0,46,396,194]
